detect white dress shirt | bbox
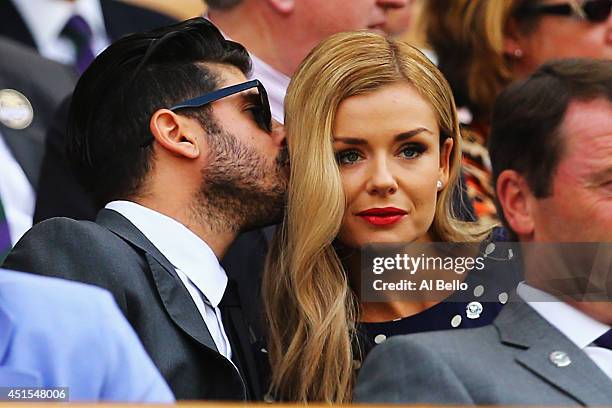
[518,282,612,380]
[105,200,232,360]
[0,130,35,245]
[11,0,110,66]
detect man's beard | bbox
[195,125,288,234]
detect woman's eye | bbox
[399,144,425,159]
[336,150,363,165]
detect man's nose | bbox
[377,0,408,10]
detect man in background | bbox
[355,58,612,405]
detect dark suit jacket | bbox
[355,296,612,406]
[2,209,267,401]
[0,0,176,52]
[0,36,76,191]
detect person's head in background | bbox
[206,0,408,77]
[422,0,612,122]
[263,31,484,403]
[67,17,287,256]
[490,58,612,321]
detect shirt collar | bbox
[12,0,107,53]
[105,201,227,307]
[518,282,610,349]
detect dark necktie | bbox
[0,197,11,263]
[219,280,264,400]
[60,14,95,74]
[594,329,612,350]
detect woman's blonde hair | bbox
[421,0,532,120]
[263,30,485,403]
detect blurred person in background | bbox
[206,0,408,122]
[0,0,176,74]
[0,37,76,262]
[355,57,612,406]
[421,0,612,224]
[263,31,519,403]
[4,18,287,401]
[0,269,173,402]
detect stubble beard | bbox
[194,125,288,235]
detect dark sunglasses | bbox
[518,0,612,23]
[170,79,272,132]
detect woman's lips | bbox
[357,207,407,226]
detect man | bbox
[207,0,408,122]
[0,269,173,402]
[0,0,176,73]
[0,37,77,260]
[4,18,288,400]
[354,58,612,405]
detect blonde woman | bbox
[263,31,517,403]
[422,0,612,223]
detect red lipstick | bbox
[357,207,407,226]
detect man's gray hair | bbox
[206,0,243,10]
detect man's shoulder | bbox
[370,324,502,367]
[0,269,116,329]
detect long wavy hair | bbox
[263,31,485,403]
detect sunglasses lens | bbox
[584,0,612,21]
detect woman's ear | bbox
[438,137,454,187]
[149,109,200,159]
[496,169,535,238]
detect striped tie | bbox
[60,14,95,74]
[0,197,11,263]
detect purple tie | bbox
[594,330,612,350]
[0,198,11,263]
[60,14,95,74]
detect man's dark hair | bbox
[67,17,251,206]
[206,0,243,10]
[489,58,612,232]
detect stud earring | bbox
[437,180,443,190]
[513,48,524,58]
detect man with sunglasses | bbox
[507,0,612,78]
[3,18,287,401]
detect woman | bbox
[263,31,516,403]
[422,0,612,223]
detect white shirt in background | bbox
[11,0,110,66]
[0,130,35,245]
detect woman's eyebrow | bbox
[333,127,432,145]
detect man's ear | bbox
[266,0,295,14]
[438,137,454,187]
[496,169,535,237]
[149,109,200,159]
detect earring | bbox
[437,180,443,190]
[513,48,524,58]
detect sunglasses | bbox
[518,0,612,23]
[170,79,272,132]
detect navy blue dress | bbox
[357,229,521,358]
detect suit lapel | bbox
[0,125,43,189]
[496,297,612,405]
[96,209,219,353]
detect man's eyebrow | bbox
[333,127,432,145]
